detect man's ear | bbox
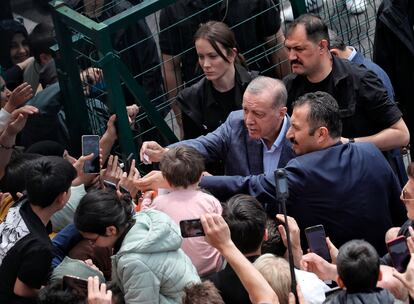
[337,275,345,288]
[55,191,69,208]
[263,228,269,241]
[279,106,288,117]
[320,39,329,52]
[106,225,118,237]
[330,49,340,57]
[316,126,329,143]
[378,269,383,282]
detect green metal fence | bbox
[50,0,380,164]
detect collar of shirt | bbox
[347,46,357,61]
[260,116,289,175]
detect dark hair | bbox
[287,14,329,48]
[0,152,42,200]
[29,22,55,63]
[107,281,125,304]
[328,29,346,51]
[37,281,85,304]
[337,240,380,292]
[194,21,246,67]
[292,91,342,138]
[408,163,414,179]
[261,218,287,257]
[74,189,134,235]
[25,156,77,208]
[0,19,29,68]
[160,145,204,188]
[183,280,224,304]
[26,140,65,157]
[223,194,267,254]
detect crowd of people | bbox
[0,0,414,303]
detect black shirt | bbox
[284,57,402,139]
[0,198,53,304]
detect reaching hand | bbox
[140,141,167,164]
[201,213,233,253]
[393,253,414,299]
[87,276,112,304]
[118,159,140,198]
[5,82,33,112]
[135,170,169,192]
[126,104,139,126]
[4,113,28,136]
[276,214,303,267]
[71,153,95,187]
[300,253,338,281]
[101,155,123,185]
[326,237,339,264]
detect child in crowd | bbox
[142,145,223,276]
[324,239,396,303]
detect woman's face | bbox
[10,33,30,65]
[80,230,117,248]
[401,177,414,220]
[195,38,235,84]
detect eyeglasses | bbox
[401,185,414,201]
[86,234,101,245]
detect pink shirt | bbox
[143,188,223,276]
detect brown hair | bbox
[160,145,205,188]
[182,281,224,304]
[194,21,246,67]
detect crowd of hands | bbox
[3,78,414,304]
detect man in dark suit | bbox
[199,91,406,255]
[138,76,295,200]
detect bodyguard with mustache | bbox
[283,14,409,153]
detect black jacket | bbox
[177,64,258,139]
[323,288,397,304]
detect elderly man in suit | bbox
[138,76,295,205]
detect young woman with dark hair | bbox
[177,21,258,140]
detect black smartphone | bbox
[62,275,88,298]
[180,219,205,238]
[387,235,411,273]
[82,135,100,174]
[124,153,134,173]
[103,179,117,191]
[305,224,332,263]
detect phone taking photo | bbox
[62,275,88,298]
[305,224,332,263]
[82,135,100,174]
[387,235,410,273]
[180,219,205,238]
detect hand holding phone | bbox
[387,236,411,273]
[180,219,205,238]
[82,135,100,174]
[305,224,332,263]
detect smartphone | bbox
[180,219,205,238]
[305,224,332,263]
[103,179,117,191]
[387,236,411,273]
[82,135,100,174]
[62,275,88,297]
[124,153,134,173]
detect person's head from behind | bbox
[37,281,85,304]
[160,145,205,189]
[336,240,381,292]
[242,76,287,148]
[194,21,244,83]
[254,254,291,304]
[0,152,42,200]
[28,22,55,65]
[25,156,76,209]
[182,280,224,304]
[261,218,287,257]
[74,189,134,248]
[285,14,330,78]
[0,19,30,68]
[287,91,342,155]
[401,163,414,220]
[223,194,267,254]
[328,29,348,59]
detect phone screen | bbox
[82,135,100,174]
[387,236,410,273]
[305,225,332,263]
[180,219,205,238]
[62,275,88,298]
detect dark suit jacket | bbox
[171,110,295,178]
[200,142,406,255]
